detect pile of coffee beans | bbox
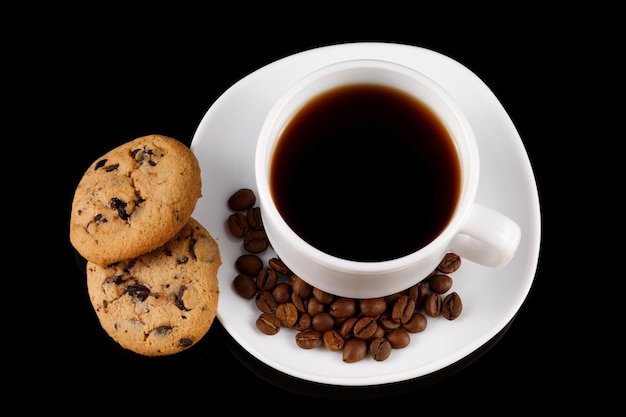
[227,188,463,363]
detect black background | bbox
[15,9,606,412]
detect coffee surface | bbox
[271,84,460,261]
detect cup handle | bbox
[450,203,521,268]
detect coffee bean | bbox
[411,282,430,309]
[295,331,322,349]
[228,188,256,211]
[295,312,311,331]
[256,267,278,291]
[385,328,410,349]
[359,297,387,317]
[330,298,356,319]
[312,312,335,332]
[256,312,281,335]
[235,254,263,275]
[268,257,290,275]
[246,206,264,230]
[424,292,442,317]
[438,252,461,274]
[290,275,312,298]
[342,338,367,363]
[339,317,359,338]
[378,312,402,330]
[402,312,428,333]
[291,292,307,313]
[312,287,334,304]
[428,274,453,294]
[442,291,463,320]
[227,212,249,238]
[227,188,467,363]
[333,316,348,328]
[353,316,378,340]
[276,302,299,328]
[243,230,269,253]
[370,337,392,361]
[233,274,257,299]
[371,325,385,339]
[307,296,326,316]
[255,290,277,314]
[385,291,404,305]
[323,330,345,352]
[271,282,292,304]
[391,294,415,324]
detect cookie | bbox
[86,217,221,356]
[70,134,202,266]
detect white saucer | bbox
[190,42,541,386]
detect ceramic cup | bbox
[255,59,521,299]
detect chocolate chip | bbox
[154,325,173,335]
[133,147,158,166]
[105,275,125,285]
[175,286,190,311]
[110,197,129,220]
[125,284,150,302]
[179,338,194,347]
[93,213,107,225]
[94,159,107,170]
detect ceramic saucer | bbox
[190,42,541,386]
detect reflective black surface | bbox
[222,317,516,400]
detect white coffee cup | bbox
[255,59,521,299]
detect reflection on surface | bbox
[222,319,514,400]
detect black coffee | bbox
[270,84,461,262]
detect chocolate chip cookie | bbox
[86,217,221,356]
[70,134,202,266]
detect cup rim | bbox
[255,58,479,275]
